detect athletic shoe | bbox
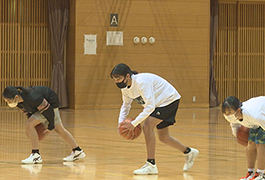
[240,171,254,180]
[250,172,265,180]
[63,150,86,162]
[21,153,42,164]
[183,148,199,171]
[21,164,42,174]
[133,161,158,175]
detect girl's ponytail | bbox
[16,86,33,95]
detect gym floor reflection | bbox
[0,108,246,180]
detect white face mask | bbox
[223,112,238,123]
[8,99,18,108]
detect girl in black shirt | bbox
[3,86,85,164]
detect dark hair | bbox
[110,63,138,79]
[222,96,242,113]
[2,86,33,99]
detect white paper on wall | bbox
[84,34,97,55]
[106,31,123,46]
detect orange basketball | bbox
[119,118,142,140]
[236,125,250,147]
[35,123,47,141]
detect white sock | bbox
[248,168,255,172]
[257,169,264,175]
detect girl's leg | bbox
[143,116,163,159]
[25,117,42,149]
[54,122,86,161]
[157,126,187,152]
[54,123,78,149]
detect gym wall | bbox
[67,0,210,109]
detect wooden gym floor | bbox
[0,108,247,180]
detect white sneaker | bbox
[21,164,43,174]
[21,153,42,164]
[183,148,199,171]
[240,171,254,180]
[250,172,265,180]
[63,150,86,162]
[253,175,265,180]
[133,161,158,175]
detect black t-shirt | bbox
[17,86,60,130]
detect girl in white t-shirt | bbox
[110,63,199,175]
[222,96,265,180]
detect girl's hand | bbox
[120,121,135,135]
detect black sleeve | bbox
[37,98,55,130]
[17,104,32,118]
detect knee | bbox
[142,121,153,133]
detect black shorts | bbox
[150,99,180,129]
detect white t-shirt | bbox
[230,96,265,136]
[118,73,181,127]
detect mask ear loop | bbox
[233,112,239,120]
[234,108,242,119]
[124,75,128,84]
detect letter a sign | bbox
[110,14,118,27]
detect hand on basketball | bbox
[120,121,135,134]
[119,118,142,140]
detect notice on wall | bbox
[106,31,123,46]
[84,34,97,55]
